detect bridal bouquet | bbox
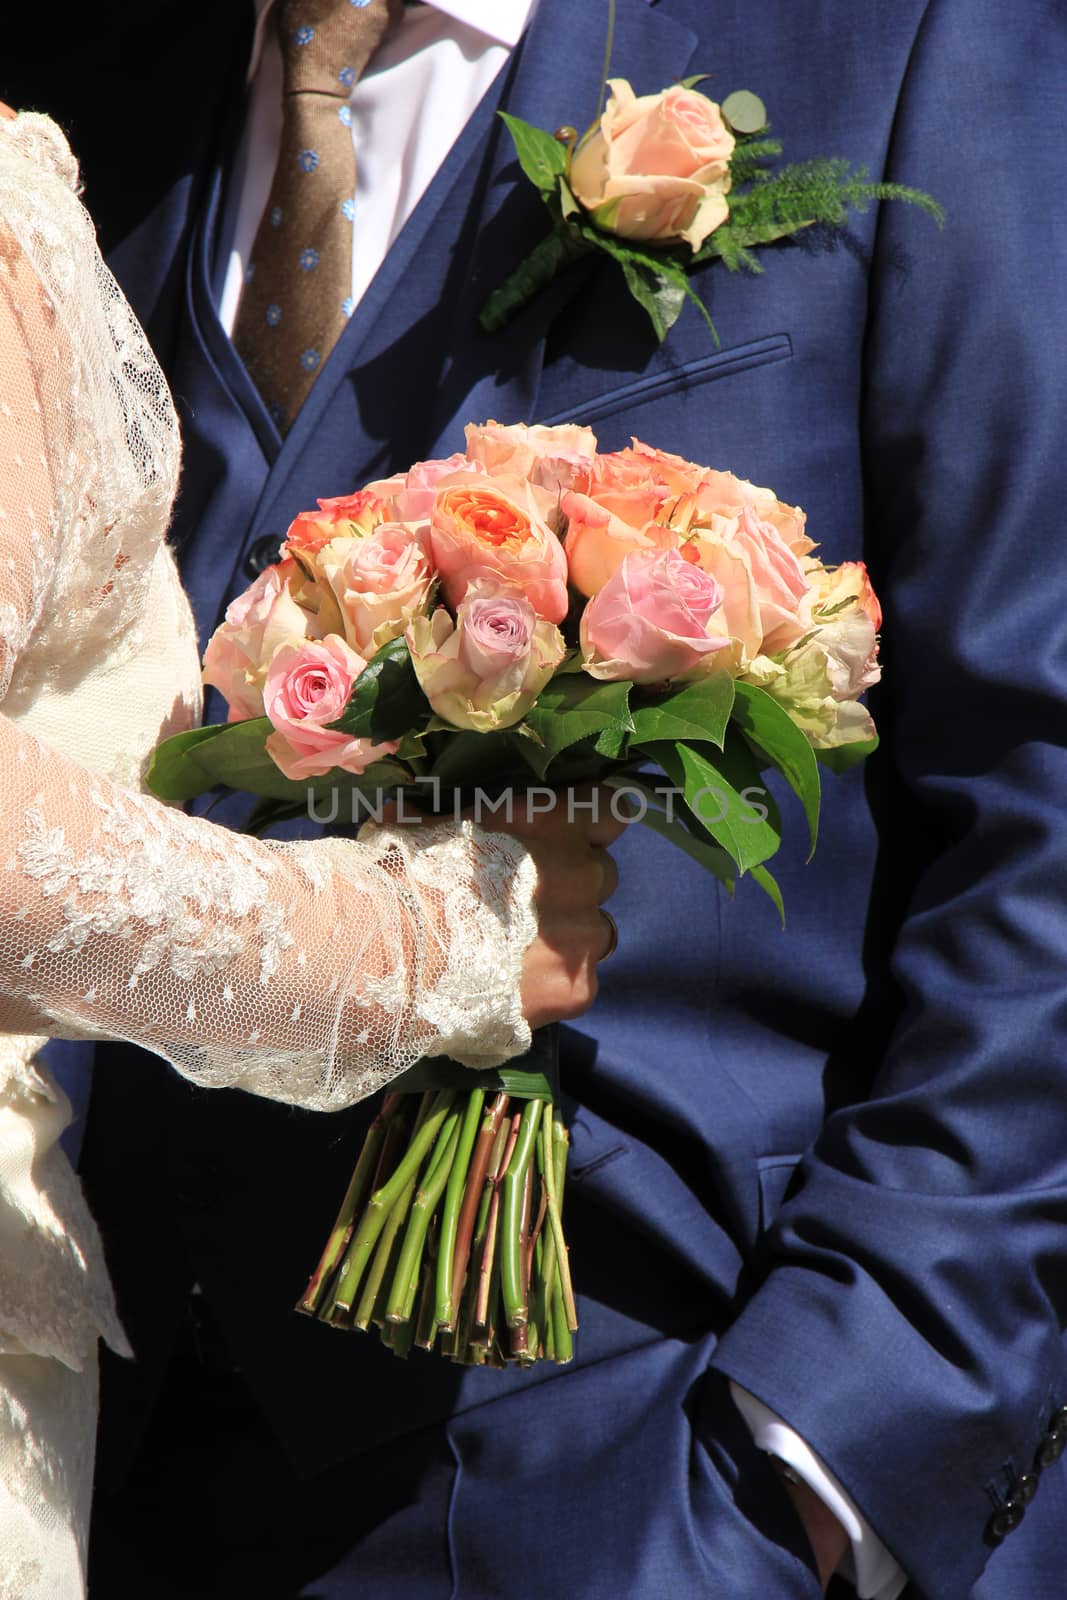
[148,419,882,1367]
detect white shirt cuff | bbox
[730,1383,908,1600]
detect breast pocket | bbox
[539,333,793,432]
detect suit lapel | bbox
[271,0,700,469]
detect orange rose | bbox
[429,473,569,623]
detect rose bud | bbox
[569,78,735,250]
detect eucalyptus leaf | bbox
[499,111,568,193]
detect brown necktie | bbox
[234,0,396,432]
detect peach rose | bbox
[569,79,735,250]
[201,559,315,721]
[318,523,434,657]
[407,581,566,732]
[562,449,680,597]
[463,420,598,495]
[580,548,730,684]
[683,503,810,657]
[264,635,399,781]
[283,488,391,557]
[429,473,569,623]
[361,454,484,523]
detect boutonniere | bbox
[480,76,942,342]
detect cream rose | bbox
[407,581,566,732]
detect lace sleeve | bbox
[0,119,538,1113]
[0,721,537,1109]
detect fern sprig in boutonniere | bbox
[480,78,943,343]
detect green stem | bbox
[501,1098,543,1333]
[297,1093,398,1315]
[542,1104,578,1333]
[479,226,593,335]
[385,1109,462,1324]
[329,1090,455,1314]
[433,1088,486,1331]
[351,1166,418,1331]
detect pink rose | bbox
[563,449,680,597]
[201,559,315,721]
[463,420,598,495]
[263,635,399,781]
[429,473,569,623]
[318,523,434,657]
[407,581,566,732]
[580,548,731,684]
[569,79,735,250]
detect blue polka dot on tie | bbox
[349,0,373,8]
[244,262,256,283]
[342,297,355,318]
[269,403,287,429]
[338,105,352,127]
[341,198,356,221]
[299,248,320,272]
[339,66,356,87]
[298,150,319,174]
[294,24,314,45]
[270,205,284,229]
[266,304,282,326]
[301,348,321,372]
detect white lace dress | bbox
[0,113,537,1598]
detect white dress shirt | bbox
[216,0,536,333]
[217,10,905,1594]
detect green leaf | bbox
[499,111,568,193]
[426,729,534,792]
[329,636,427,741]
[749,863,786,926]
[143,723,231,803]
[389,1056,556,1101]
[815,734,880,774]
[629,673,735,749]
[183,717,410,803]
[618,257,687,341]
[522,676,634,773]
[731,681,821,859]
[641,736,782,872]
[604,772,736,890]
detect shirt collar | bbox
[425,0,534,50]
[250,0,534,62]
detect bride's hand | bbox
[379,785,626,1029]
[480,786,625,1029]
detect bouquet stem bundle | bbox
[298,1085,577,1366]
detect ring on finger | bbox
[599,909,619,962]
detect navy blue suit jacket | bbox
[7,2,1067,1595]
